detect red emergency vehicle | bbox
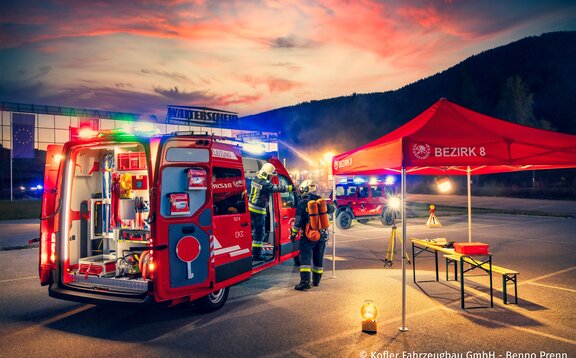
[333,179,397,229]
[38,129,299,311]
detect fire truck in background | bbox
[333,178,398,230]
[39,128,299,311]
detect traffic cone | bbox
[426,204,442,227]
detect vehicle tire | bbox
[381,212,395,226]
[357,219,369,224]
[336,211,353,230]
[196,287,230,312]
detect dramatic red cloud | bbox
[242,76,302,94]
[1,0,573,115]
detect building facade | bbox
[0,102,278,152]
[0,102,278,198]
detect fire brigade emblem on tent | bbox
[331,98,576,331]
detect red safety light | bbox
[78,128,98,139]
[40,232,56,267]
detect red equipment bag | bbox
[454,242,489,255]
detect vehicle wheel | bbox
[357,219,369,224]
[336,211,353,230]
[381,212,395,226]
[196,287,230,312]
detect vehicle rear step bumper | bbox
[49,283,153,305]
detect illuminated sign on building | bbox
[236,131,279,143]
[166,105,238,126]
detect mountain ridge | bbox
[241,31,576,163]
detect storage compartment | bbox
[78,254,116,276]
[454,242,489,255]
[117,152,147,170]
[62,142,152,293]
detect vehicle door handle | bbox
[282,216,289,219]
[240,222,249,227]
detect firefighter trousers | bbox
[299,236,326,283]
[250,211,266,256]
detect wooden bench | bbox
[445,254,519,304]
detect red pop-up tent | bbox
[331,98,576,330]
[333,98,576,176]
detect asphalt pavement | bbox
[408,194,576,216]
[0,195,574,357]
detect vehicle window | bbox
[371,185,383,197]
[212,167,247,216]
[358,186,369,198]
[160,166,207,217]
[347,186,357,196]
[336,185,345,197]
[279,175,296,208]
[166,148,209,162]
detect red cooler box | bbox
[454,242,489,255]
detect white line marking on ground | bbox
[0,304,93,343]
[439,306,576,346]
[324,256,348,261]
[523,266,576,285]
[0,276,36,283]
[39,305,93,326]
[526,282,576,293]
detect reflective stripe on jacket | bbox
[248,174,287,214]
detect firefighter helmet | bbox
[299,179,317,194]
[258,163,277,179]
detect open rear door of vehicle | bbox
[153,140,214,301]
[39,144,63,285]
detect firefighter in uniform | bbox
[249,163,292,261]
[290,179,333,290]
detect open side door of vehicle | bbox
[276,173,298,258]
[39,144,63,285]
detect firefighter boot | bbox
[312,272,322,287]
[295,272,311,291]
[252,247,266,261]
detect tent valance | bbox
[333,99,576,176]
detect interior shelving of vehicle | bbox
[63,142,151,293]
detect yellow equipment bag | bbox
[119,173,133,199]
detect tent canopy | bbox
[332,98,576,176]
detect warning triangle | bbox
[426,213,442,227]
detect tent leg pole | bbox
[331,175,336,279]
[467,166,472,243]
[399,167,408,332]
[10,116,13,202]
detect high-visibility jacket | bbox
[248,174,288,214]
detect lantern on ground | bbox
[361,300,379,333]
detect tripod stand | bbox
[384,225,411,267]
